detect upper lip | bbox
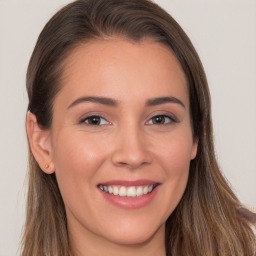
[98,179,160,186]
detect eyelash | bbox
[146,115,177,125]
[79,115,110,126]
[79,114,177,126]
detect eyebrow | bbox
[146,96,185,108]
[68,96,118,109]
[67,96,185,109]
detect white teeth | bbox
[119,186,127,197]
[99,184,156,197]
[127,186,137,197]
[136,186,143,197]
[143,186,148,194]
[108,186,113,194]
[113,186,119,195]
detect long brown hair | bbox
[21,0,256,255]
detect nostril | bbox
[117,162,131,168]
[119,162,128,166]
[116,161,149,169]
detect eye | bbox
[147,115,175,125]
[80,115,109,126]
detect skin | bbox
[27,37,198,256]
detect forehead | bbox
[54,37,188,108]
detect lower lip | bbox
[99,186,159,210]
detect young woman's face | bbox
[48,38,197,250]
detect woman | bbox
[22,0,256,255]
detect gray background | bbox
[0,0,255,255]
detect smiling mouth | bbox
[98,184,158,197]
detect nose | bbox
[111,126,152,169]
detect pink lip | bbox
[98,180,160,210]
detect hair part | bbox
[22,0,256,255]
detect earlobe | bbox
[26,111,55,174]
[190,136,198,160]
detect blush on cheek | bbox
[160,136,193,165]
[53,136,107,196]
[59,145,103,172]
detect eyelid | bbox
[78,112,178,126]
[79,113,111,126]
[146,114,178,125]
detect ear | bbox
[26,111,55,174]
[190,136,198,160]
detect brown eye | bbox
[152,115,165,124]
[148,115,175,125]
[87,116,101,125]
[82,116,108,125]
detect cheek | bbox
[51,132,108,201]
[155,130,194,174]
[152,132,193,213]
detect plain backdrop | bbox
[0,0,255,255]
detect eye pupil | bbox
[89,116,100,125]
[153,115,164,124]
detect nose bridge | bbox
[111,120,152,169]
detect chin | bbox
[98,218,165,246]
